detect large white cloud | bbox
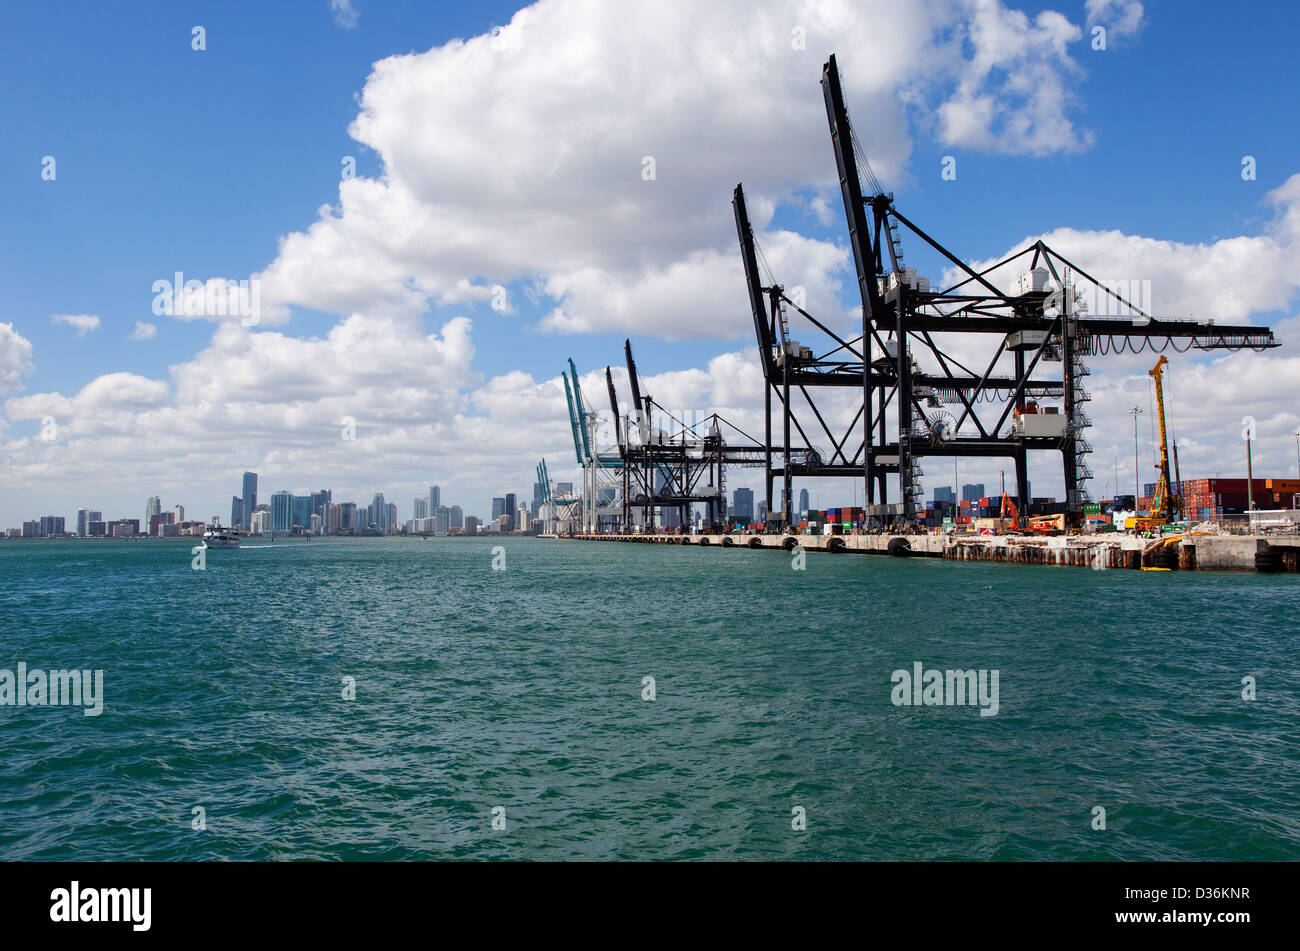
[257,0,1116,341]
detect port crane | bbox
[732,53,1278,529]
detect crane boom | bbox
[562,372,584,466]
[1149,356,1181,520]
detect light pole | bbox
[1129,407,1142,504]
[1246,427,1255,534]
[1293,431,1300,479]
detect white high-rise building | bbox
[414,497,429,520]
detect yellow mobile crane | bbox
[1128,356,1183,531]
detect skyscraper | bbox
[429,485,441,512]
[413,497,429,520]
[504,493,518,532]
[757,500,767,521]
[231,496,243,530]
[387,503,397,534]
[961,483,986,502]
[449,505,463,529]
[292,495,312,529]
[145,496,161,527]
[435,505,450,534]
[270,491,293,536]
[76,508,90,536]
[732,488,754,522]
[241,472,258,531]
[799,488,810,512]
[492,497,506,520]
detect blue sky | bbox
[3,0,1299,526]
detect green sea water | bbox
[0,536,1296,861]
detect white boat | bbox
[202,527,241,549]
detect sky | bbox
[3,0,1300,527]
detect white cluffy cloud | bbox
[0,322,35,394]
[256,0,1118,342]
[1085,0,1145,41]
[130,321,157,341]
[51,313,100,336]
[330,0,358,30]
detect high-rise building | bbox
[145,496,161,527]
[241,472,258,531]
[292,495,312,529]
[449,505,463,529]
[429,485,441,512]
[757,500,767,521]
[555,482,574,498]
[413,497,429,520]
[173,505,185,523]
[799,488,810,512]
[464,515,480,536]
[231,496,243,529]
[270,491,293,536]
[491,497,506,520]
[309,490,332,534]
[435,505,450,534]
[251,510,271,535]
[387,503,397,534]
[371,493,387,534]
[732,488,754,522]
[961,483,986,502]
[39,515,66,536]
[933,486,956,504]
[533,482,545,514]
[504,493,518,531]
[76,508,92,536]
[517,504,531,533]
[331,502,357,534]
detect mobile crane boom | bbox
[1149,356,1182,520]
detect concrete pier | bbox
[555,532,1299,572]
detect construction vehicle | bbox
[999,491,1064,534]
[1125,356,1183,532]
[999,491,1022,531]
